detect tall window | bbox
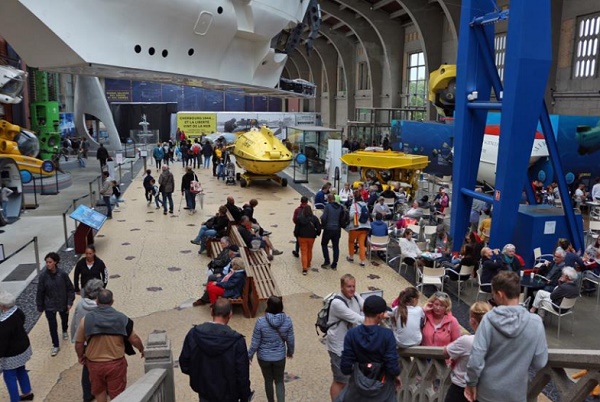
[495,34,506,82]
[357,61,370,90]
[407,52,426,118]
[573,14,600,78]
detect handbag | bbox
[190,174,202,194]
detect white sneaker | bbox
[113,206,120,211]
[62,332,68,340]
[51,347,60,356]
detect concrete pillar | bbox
[144,332,175,402]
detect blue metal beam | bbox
[538,103,584,251]
[489,0,552,249]
[450,0,496,243]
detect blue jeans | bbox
[203,156,211,169]
[185,190,196,210]
[3,365,32,402]
[45,310,69,347]
[103,195,112,218]
[1,200,7,218]
[162,192,174,213]
[194,226,217,250]
[111,194,120,208]
[321,229,341,266]
[154,193,162,208]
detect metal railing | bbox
[0,236,41,277]
[398,346,600,402]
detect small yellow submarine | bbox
[0,119,54,176]
[340,148,429,196]
[232,126,292,187]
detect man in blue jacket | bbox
[179,298,253,402]
[338,295,400,401]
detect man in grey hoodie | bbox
[465,271,548,402]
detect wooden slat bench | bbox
[228,224,247,250]
[243,248,282,317]
[207,237,224,259]
[228,275,252,318]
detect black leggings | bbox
[444,383,469,402]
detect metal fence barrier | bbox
[0,236,41,277]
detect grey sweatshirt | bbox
[465,306,548,402]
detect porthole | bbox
[188,48,194,56]
[162,49,168,58]
[134,45,141,53]
[217,6,223,14]
[149,47,155,56]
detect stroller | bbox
[225,161,236,185]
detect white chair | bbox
[368,235,390,263]
[476,273,492,301]
[582,271,600,305]
[423,225,438,240]
[407,224,422,241]
[417,266,445,292]
[519,294,531,308]
[539,297,577,339]
[445,265,474,299]
[533,247,553,269]
[586,221,600,247]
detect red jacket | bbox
[421,310,461,347]
[292,202,308,224]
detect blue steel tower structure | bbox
[450,0,584,254]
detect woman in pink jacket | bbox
[421,291,461,347]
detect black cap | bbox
[228,245,240,254]
[363,295,389,315]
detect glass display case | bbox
[285,126,342,183]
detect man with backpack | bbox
[320,194,344,270]
[346,190,372,267]
[338,295,400,402]
[326,274,364,401]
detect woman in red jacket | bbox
[421,291,461,347]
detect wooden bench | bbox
[244,249,282,317]
[228,224,247,250]
[206,238,222,259]
[225,224,281,317]
[228,275,252,318]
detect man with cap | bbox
[338,295,400,401]
[373,196,393,220]
[193,243,241,306]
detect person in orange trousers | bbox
[294,205,322,275]
[346,191,372,267]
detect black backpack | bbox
[339,206,350,228]
[315,293,357,336]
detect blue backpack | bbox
[358,203,370,224]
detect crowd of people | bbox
[5,134,600,402]
[321,271,548,402]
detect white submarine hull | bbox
[0,0,309,93]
